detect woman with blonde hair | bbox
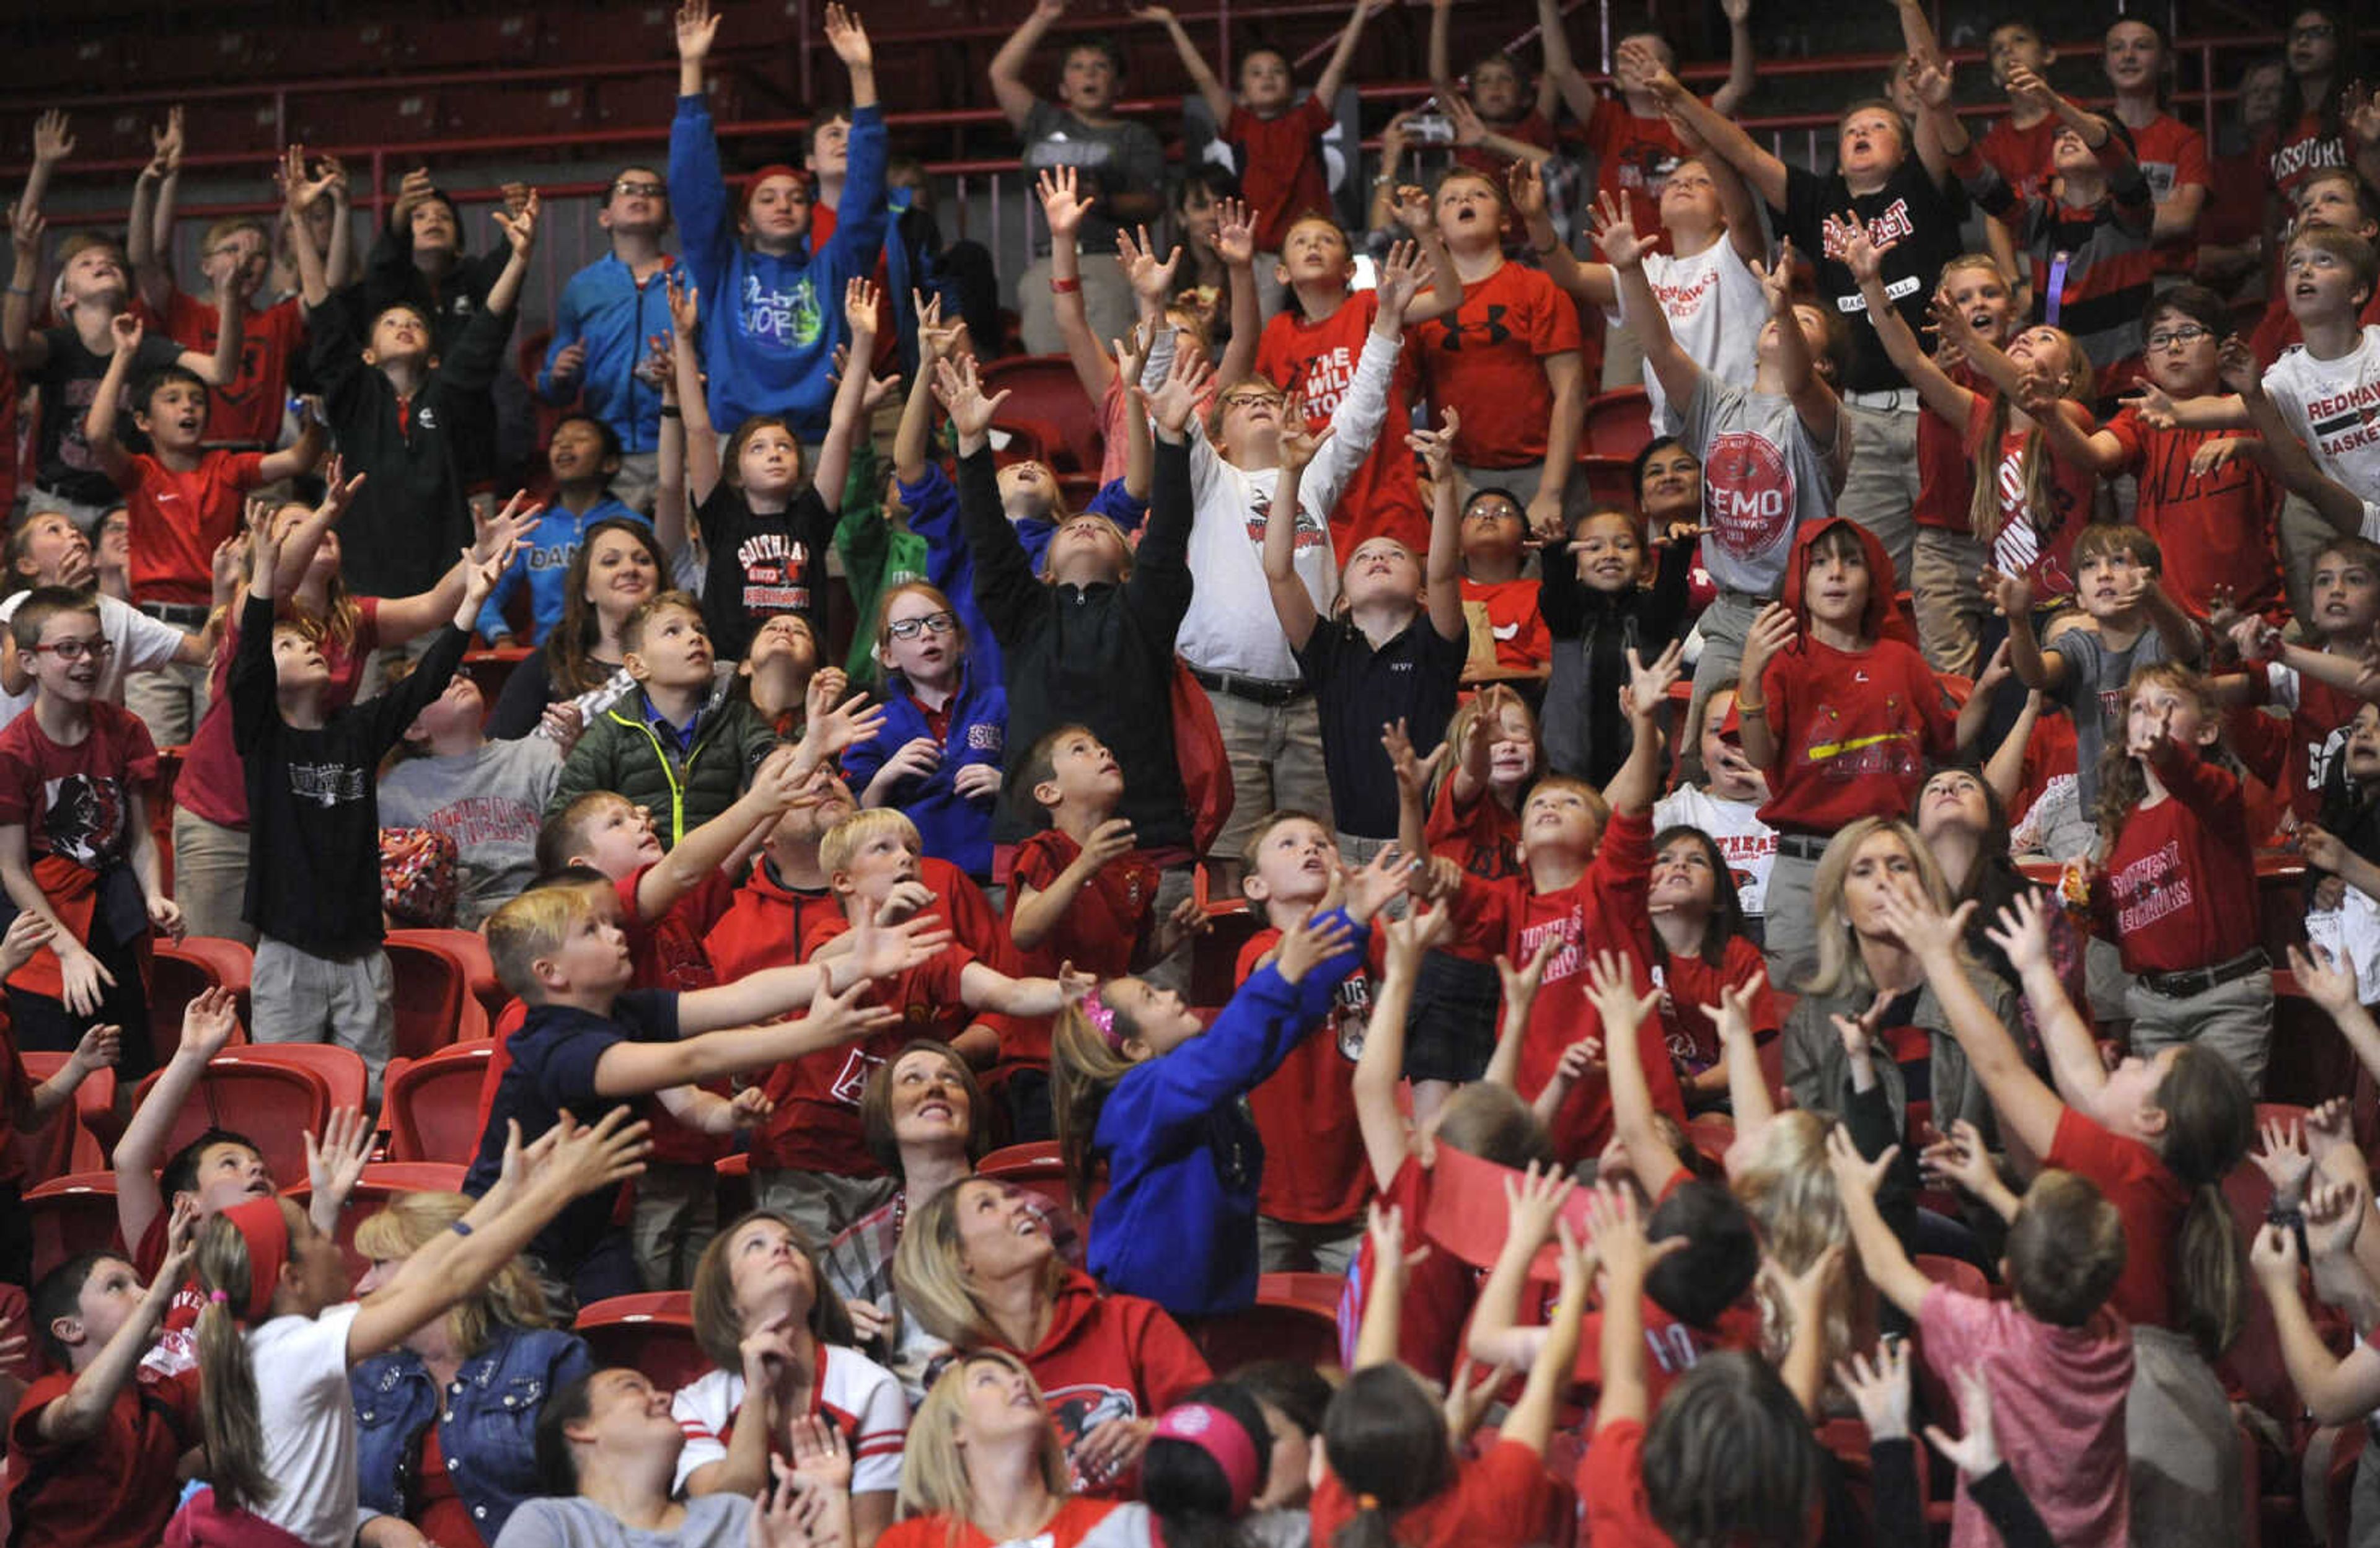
[892,1179,1209,1498]
[671,1208,906,1546]
[349,1192,594,1548]
[877,1350,1156,1548]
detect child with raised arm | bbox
[0,589,175,1072]
[287,155,534,600]
[1137,0,1379,265]
[8,1205,196,1548]
[231,499,523,1092]
[466,884,944,1300]
[82,313,324,744]
[1598,192,1846,722]
[1265,405,1465,864]
[670,0,885,447]
[0,910,110,1281]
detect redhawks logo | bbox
[1703,431,1794,559]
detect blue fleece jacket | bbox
[1085,911,1368,1316]
[670,96,889,438]
[898,462,1148,689]
[536,253,678,454]
[839,664,1008,880]
[476,498,650,644]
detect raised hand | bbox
[180,984,242,1062]
[493,190,542,257]
[1739,601,1797,682]
[1871,884,1974,965]
[1277,905,1359,984]
[1835,1340,1914,1441]
[32,110,74,165]
[305,1105,375,1206]
[1749,237,1797,318]
[1404,406,1461,482]
[1581,1181,1683,1285]
[1382,903,1452,976]
[1114,225,1182,306]
[2286,942,2362,1018]
[1374,239,1426,319]
[0,912,53,983]
[1507,159,1548,221]
[677,0,721,61]
[1276,409,1334,479]
[1141,347,1214,436]
[2307,1175,2368,1262]
[822,2,872,68]
[1212,196,1257,267]
[1109,315,1152,386]
[1923,1368,2007,1481]
[1502,1159,1576,1249]
[1622,639,1686,719]
[1390,182,1435,239]
[929,354,1013,441]
[2252,1114,2315,1208]
[1823,210,1895,286]
[1921,1118,2000,1200]
[10,202,45,261]
[66,1021,121,1078]
[1698,969,1767,1050]
[916,290,970,364]
[668,270,702,340]
[1823,1122,1897,1202]
[787,1413,853,1492]
[149,106,186,178]
[1589,190,1654,270]
[1339,843,1409,923]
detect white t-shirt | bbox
[1652,784,1777,916]
[669,1344,909,1498]
[2265,324,2380,504]
[1612,238,1767,435]
[0,591,187,731]
[250,1301,363,1548]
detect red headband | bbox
[1150,1402,1262,1515]
[221,1197,291,1322]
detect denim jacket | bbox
[351,1326,593,1542]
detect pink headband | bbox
[220,1197,291,1323]
[1150,1402,1261,1515]
[1080,990,1121,1050]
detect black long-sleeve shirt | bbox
[956,438,1194,848]
[1540,538,1692,785]
[232,592,468,952]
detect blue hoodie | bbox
[839,664,1008,880]
[898,461,1148,689]
[537,253,677,455]
[1086,910,1368,1316]
[669,95,889,438]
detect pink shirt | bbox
[1919,1283,2133,1548]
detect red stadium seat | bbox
[977,356,1103,474]
[283,1162,470,1277]
[386,930,494,1058]
[577,1292,712,1391]
[1574,453,1637,511]
[233,1044,369,1114]
[402,13,541,69]
[19,1052,118,1150]
[384,1041,498,1164]
[1582,386,1654,460]
[129,1050,340,1189]
[1190,1272,1343,1372]
[23,1171,121,1285]
[151,937,255,1065]
[715,1151,756,1223]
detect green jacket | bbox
[545,690,778,848]
[834,439,928,687]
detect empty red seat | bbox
[384,932,490,1060]
[290,89,440,154]
[384,1041,497,1164]
[577,1292,712,1390]
[442,84,588,146]
[1574,452,1637,512]
[390,928,505,1027]
[130,1050,340,1189]
[977,356,1102,474]
[23,1171,121,1285]
[151,936,255,1065]
[1582,385,1654,460]
[1190,1272,1343,1371]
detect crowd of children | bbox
[9,1,2380,1545]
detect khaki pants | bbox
[1762,850,1820,993]
[124,656,209,750]
[251,936,395,1099]
[629,1159,721,1291]
[1257,1215,1362,1276]
[171,806,255,945]
[1837,402,1921,592]
[2280,490,2335,630]
[2126,967,2275,1097]
[1017,255,1137,360]
[1911,526,1991,677]
[1201,685,1333,877]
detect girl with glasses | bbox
[842,581,1008,886]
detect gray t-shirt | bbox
[2047,620,2177,804]
[1021,100,1165,255]
[493,1496,749,1548]
[377,734,563,927]
[1677,374,1844,600]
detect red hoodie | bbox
[1015,1269,1212,1498]
[1753,519,1957,833]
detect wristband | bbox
[1736,700,1766,717]
[4,286,27,298]
[659,405,682,419]
[1049,276,1083,296]
[451,1220,474,1237]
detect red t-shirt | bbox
[414,1427,485,1548]
[2268,665,2369,820]
[2048,1105,2187,1332]
[1582,97,1688,248]
[1225,95,1338,254]
[1577,1417,1680,1547]
[1235,926,1377,1226]
[1980,113,2061,200]
[1310,1436,1561,1548]
[1756,636,1956,833]
[2262,112,2351,201]
[1915,359,1989,532]
[6,1368,203,1548]
[615,860,736,1166]
[1425,776,1525,959]
[1342,1153,1483,1385]
[1965,392,2094,603]
[2103,407,2283,622]
[1414,262,1582,469]
[164,289,307,451]
[115,448,265,605]
[876,1498,1134,1548]
[1654,935,1778,1074]
[176,596,381,829]
[2130,112,2211,275]
[2102,742,2259,975]
[0,701,157,1001]
[1258,291,1431,557]
[1460,576,1549,674]
[1005,828,1159,1063]
[1450,809,1687,1161]
[1572,1297,1765,1414]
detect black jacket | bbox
[957,439,1193,848]
[1540,537,1691,785]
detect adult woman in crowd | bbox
[485,517,668,741]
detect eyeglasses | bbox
[2146,324,2213,350]
[1219,392,1280,410]
[886,611,958,640]
[31,638,114,661]
[2291,22,2336,40]
[612,180,668,198]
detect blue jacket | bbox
[670,96,889,437]
[1086,911,1368,1316]
[476,497,650,644]
[839,664,1007,879]
[537,253,678,455]
[351,1326,593,1542]
[899,462,1148,690]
